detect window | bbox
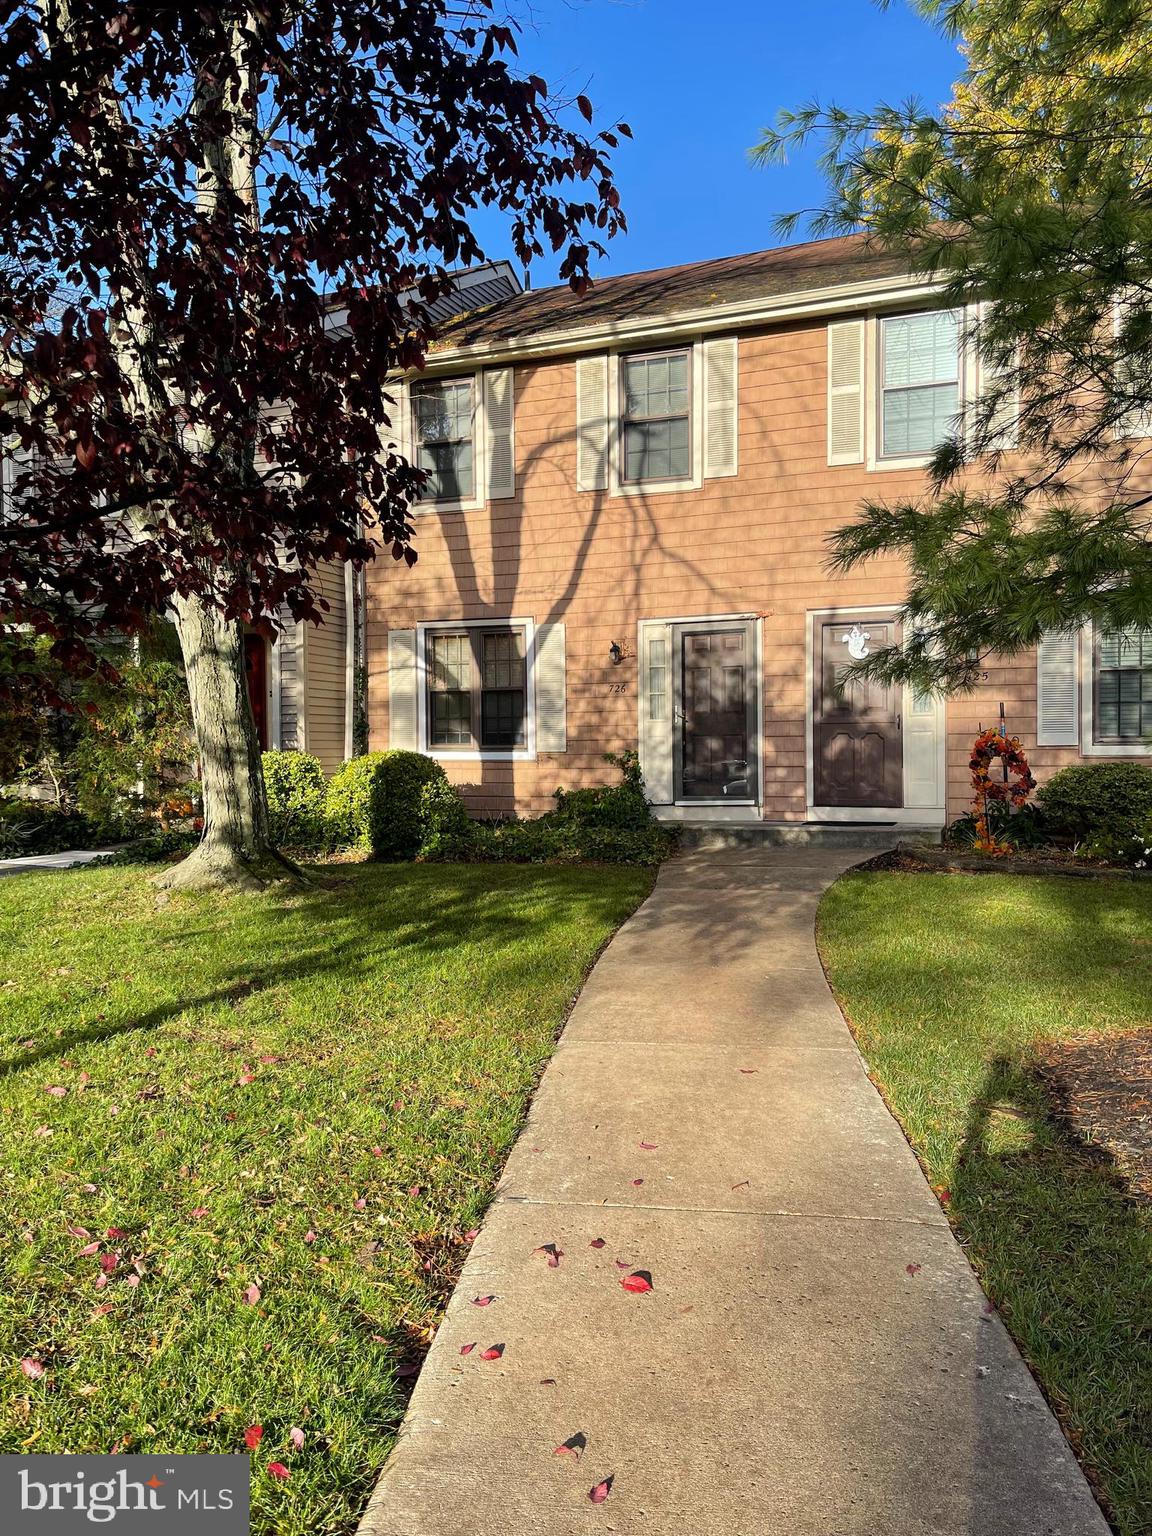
[879,310,961,458]
[411,378,474,500]
[1095,626,1152,742]
[622,350,691,482]
[426,626,527,751]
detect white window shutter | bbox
[827,320,865,465]
[484,367,515,500]
[1112,294,1152,439]
[703,336,738,478]
[384,380,410,462]
[1036,631,1079,746]
[388,628,419,750]
[576,354,609,491]
[534,622,567,752]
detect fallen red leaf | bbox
[470,1295,496,1307]
[589,1238,606,1249]
[906,1263,922,1277]
[554,1431,588,1459]
[588,1476,614,1504]
[533,1243,562,1268]
[540,1378,556,1386]
[639,1141,657,1150]
[66,1225,90,1239]
[289,1427,305,1450]
[243,1283,262,1305]
[613,1259,630,1269]
[303,1230,317,1244]
[99,1253,118,1275]
[459,1342,476,1356]
[463,1229,480,1242]
[371,1147,383,1157]
[106,1228,127,1240]
[244,1425,263,1450]
[630,1179,644,1187]
[353,1198,367,1211]
[189,1207,209,1220]
[43,1085,67,1097]
[267,1462,290,1481]
[78,1241,100,1256]
[479,1344,504,1361]
[621,1270,653,1294]
[20,1357,44,1379]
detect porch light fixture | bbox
[608,641,624,666]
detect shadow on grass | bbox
[950,1054,1151,1533]
[0,862,653,1080]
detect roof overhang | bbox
[419,268,943,373]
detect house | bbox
[362,232,1151,830]
[246,262,526,774]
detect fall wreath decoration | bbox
[969,726,1037,855]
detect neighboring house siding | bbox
[365,310,1148,824]
[302,563,348,774]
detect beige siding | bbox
[365,315,1150,822]
[302,564,348,774]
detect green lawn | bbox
[818,872,1152,1536]
[0,860,651,1534]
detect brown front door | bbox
[813,614,902,808]
[244,633,269,750]
[675,624,756,802]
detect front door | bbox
[674,623,757,802]
[813,614,902,808]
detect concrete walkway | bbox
[359,848,1109,1536]
[0,848,116,877]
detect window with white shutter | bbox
[576,354,609,492]
[484,367,515,499]
[827,320,865,465]
[879,310,962,458]
[1036,631,1079,747]
[703,337,738,478]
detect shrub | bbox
[551,750,652,831]
[1037,761,1152,838]
[262,751,328,850]
[417,777,474,860]
[945,801,1050,852]
[1079,816,1152,868]
[0,799,113,858]
[325,750,447,858]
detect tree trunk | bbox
[153,593,299,892]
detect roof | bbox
[421,261,522,326]
[433,233,909,349]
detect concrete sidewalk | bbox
[359,848,1109,1536]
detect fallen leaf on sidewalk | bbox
[630,1178,644,1187]
[554,1432,587,1459]
[639,1141,657,1150]
[905,1263,922,1276]
[739,1068,758,1075]
[621,1270,653,1294]
[479,1344,504,1361]
[533,1243,563,1268]
[470,1295,496,1307]
[731,1180,750,1190]
[589,1238,606,1249]
[459,1342,476,1356]
[588,1475,614,1504]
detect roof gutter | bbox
[420,269,942,372]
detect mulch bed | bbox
[1034,1029,1152,1202]
[852,845,1152,880]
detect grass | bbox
[0,859,651,1534]
[818,871,1152,1536]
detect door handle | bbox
[896,713,902,731]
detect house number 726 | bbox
[608,682,628,694]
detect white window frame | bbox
[415,617,537,762]
[409,369,486,514]
[1080,623,1152,756]
[609,342,704,497]
[866,306,972,472]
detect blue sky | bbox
[481,0,963,284]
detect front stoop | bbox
[674,820,941,850]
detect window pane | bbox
[481,629,525,690]
[431,691,471,745]
[649,635,667,720]
[413,379,473,499]
[1096,626,1152,740]
[882,382,959,457]
[882,312,960,389]
[481,689,526,747]
[430,633,471,690]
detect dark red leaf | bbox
[630,1179,644,1187]
[267,1462,290,1481]
[589,1238,606,1249]
[479,1343,504,1361]
[588,1475,614,1504]
[470,1295,496,1307]
[621,1270,653,1294]
[459,1342,476,1356]
[244,1425,263,1450]
[554,1431,587,1458]
[906,1263,923,1277]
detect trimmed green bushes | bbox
[1038,761,1152,838]
[325,750,447,858]
[262,751,328,850]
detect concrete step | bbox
[674,821,941,850]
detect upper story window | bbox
[426,624,527,751]
[621,349,691,483]
[1095,626,1152,742]
[879,310,961,458]
[411,377,474,501]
